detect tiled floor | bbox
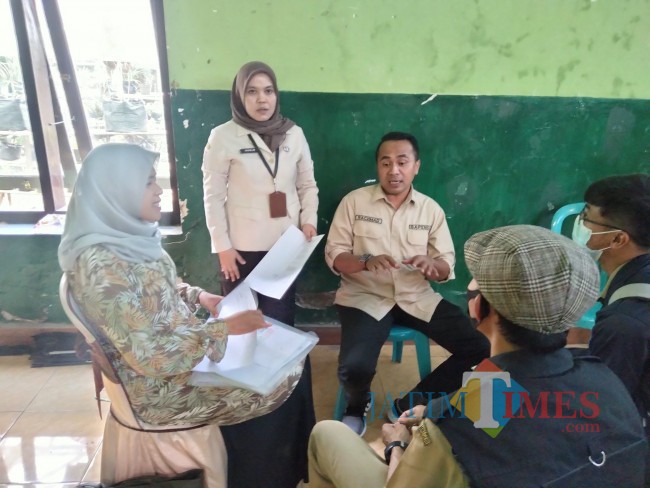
[0,343,450,487]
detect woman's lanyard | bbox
[247,134,280,183]
[247,134,287,218]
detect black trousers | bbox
[220,357,315,488]
[220,250,296,325]
[337,301,490,414]
[219,250,315,486]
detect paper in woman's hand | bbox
[245,225,324,299]
[216,282,258,319]
[211,331,257,370]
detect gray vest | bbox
[433,355,647,487]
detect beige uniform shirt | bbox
[325,184,455,322]
[202,120,319,253]
[387,419,470,488]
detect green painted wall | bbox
[1,0,649,325]
[165,0,650,98]
[0,236,65,322]
[162,0,650,323]
[171,90,650,322]
[2,92,648,323]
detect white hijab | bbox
[58,143,163,271]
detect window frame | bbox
[0,0,180,226]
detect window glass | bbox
[0,1,42,211]
[57,0,173,211]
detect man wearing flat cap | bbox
[308,225,647,488]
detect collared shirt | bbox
[600,263,624,298]
[387,418,469,488]
[202,120,319,252]
[325,184,455,322]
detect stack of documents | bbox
[190,225,322,395]
[190,316,318,395]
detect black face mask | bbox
[466,289,481,328]
[466,289,481,303]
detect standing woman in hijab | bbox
[202,61,318,487]
[202,61,318,323]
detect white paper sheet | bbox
[244,225,324,299]
[216,282,258,318]
[211,331,257,370]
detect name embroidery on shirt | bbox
[409,224,431,230]
[418,423,432,446]
[355,215,382,224]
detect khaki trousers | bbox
[307,420,387,488]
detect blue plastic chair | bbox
[333,325,432,420]
[550,202,605,329]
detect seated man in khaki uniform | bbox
[325,131,489,435]
[310,225,647,487]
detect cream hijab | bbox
[58,143,163,271]
[230,61,295,152]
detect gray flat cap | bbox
[464,225,600,334]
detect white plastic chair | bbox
[59,275,227,487]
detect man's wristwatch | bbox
[384,440,409,463]
[359,253,373,269]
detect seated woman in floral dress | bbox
[58,143,309,486]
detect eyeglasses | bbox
[578,207,625,232]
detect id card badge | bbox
[269,191,288,218]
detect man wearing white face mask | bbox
[571,174,650,450]
[572,211,625,261]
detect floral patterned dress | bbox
[68,245,300,426]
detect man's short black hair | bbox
[584,173,650,248]
[479,295,567,353]
[375,132,420,161]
